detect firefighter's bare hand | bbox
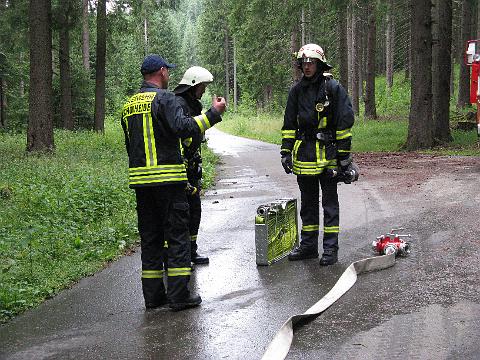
[212,96,226,114]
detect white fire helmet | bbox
[297,43,332,69]
[179,66,214,86]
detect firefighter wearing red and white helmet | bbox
[296,43,332,70]
[281,44,356,266]
[173,66,215,266]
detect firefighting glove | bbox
[341,162,360,184]
[185,182,198,196]
[337,154,358,184]
[281,153,293,174]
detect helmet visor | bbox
[301,57,317,63]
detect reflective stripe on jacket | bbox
[176,93,204,182]
[281,74,354,176]
[121,81,221,188]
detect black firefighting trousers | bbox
[297,173,339,252]
[135,185,192,304]
[186,179,202,255]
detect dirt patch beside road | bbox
[356,152,479,194]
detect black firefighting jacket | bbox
[281,73,354,176]
[121,81,221,188]
[176,92,204,182]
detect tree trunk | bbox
[0,78,5,128]
[337,1,348,91]
[27,0,54,152]
[406,0,433,150]
[291,22,302,82]
[301,7,305,45]
[386,0,395,90]
[457,0,473,109]
[144,17,148,56]
[233,36,237,111]
[365,1,377,120]
[224,26,230,105]
[351,4,360,115]
[347,4,353,94]
[0,52,6,128]
[477,0,480,38]
[82,0,90,72]
[433,0,453,144]
[59,0,74,130]
[405,27,410,80]
[358,8,364,101]
[19,52,25,97]
[94,0,106,133]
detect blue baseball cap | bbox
[141,54,176,75]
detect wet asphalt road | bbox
[1,128,479,360]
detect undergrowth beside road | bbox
[217,113,480,155]
[217,72,480,156]
[0,119,218,323]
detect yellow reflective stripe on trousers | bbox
[168,267,192,277]
[336,128,352,140]
[302,224,320,232]
[194,113,211,132]
[190,235,197,241]
[282,130,296,139]
[324,226,339,233]
[142,269,164,279]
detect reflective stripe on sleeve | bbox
[194,113,211,132]
[336,128,352,140]
[282,130,296,139]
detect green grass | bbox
[0,119,218,322]
[217,71,480,156]
[217,111,284,145]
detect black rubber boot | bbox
[192,252,209,265]
[319,249,338,266]
[169,294,202,312]
[288,246,319,261]
[145,297,168,309]
[142,278,168,309]
[191,240,209,264]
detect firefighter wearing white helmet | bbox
[281,44,357,266]
[173,66,216,265]
[296,43,332,70]
[179,66,214,86]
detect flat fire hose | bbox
[261,254,396,360]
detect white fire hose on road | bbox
[261,254,396,360]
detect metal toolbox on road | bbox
[255,198,299,266]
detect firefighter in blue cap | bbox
[121,54,226,311]
[281,44,357,266]
[174,66,215,266]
